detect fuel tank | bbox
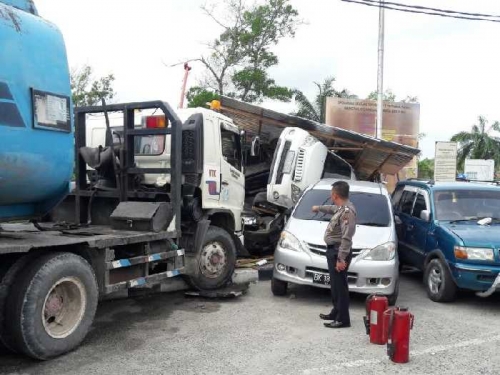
[0,1,74,221]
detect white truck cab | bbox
[267,127,356,209]
[85,108,246,233]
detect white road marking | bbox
[302,334,500,374]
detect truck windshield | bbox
[293,189,391,227]
[434,189,500,221]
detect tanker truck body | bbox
[0,0,73,221]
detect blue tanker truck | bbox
[0,0,250,359]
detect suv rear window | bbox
[293,189,391,227]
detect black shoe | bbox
[324,321,351,329]
[319,313,336,320]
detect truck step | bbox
[107,249,185,270]
[105,267,185,294]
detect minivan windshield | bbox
[434,189,500,221]
[293,189,391,227]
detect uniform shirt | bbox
[318,200,357,262]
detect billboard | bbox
[464,159,495,181]
[434,142,458,182]
[325,97,420,186]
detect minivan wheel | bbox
[387,280,399,306]
[271,277,288,296]
[424,258,457,302]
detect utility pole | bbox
[376,0,385,139]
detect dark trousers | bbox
[326,245,352,325]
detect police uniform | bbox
[318,201,357,326]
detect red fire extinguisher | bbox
[363,294,389,345]
[384,307,414,363]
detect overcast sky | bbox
[35,0,500,158]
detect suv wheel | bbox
[424,258,457,302]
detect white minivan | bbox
[272,179,399,305]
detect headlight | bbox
[454,246,494,261]
[361,242,396,261]
[283,150,296,174]
[291,184,302,203]
[279,231,304,252]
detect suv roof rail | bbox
[405,178,435,185]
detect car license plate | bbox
[312,272,330,286]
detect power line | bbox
[341,0,500,23]
[356,0,500,19]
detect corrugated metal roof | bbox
[220,96,420,180]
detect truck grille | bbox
[293,148,305,182]
[182,130,195,160]
[306,243,363,258]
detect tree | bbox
[451,116,500,169]
[293,77,357,123]
[186,87,219,108]
[188,0,300,106]
[366,89,418,103]
[71,65,115,107]
[418,158,434,180]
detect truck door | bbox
[219,121,245,228]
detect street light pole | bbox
[376,0,385,140]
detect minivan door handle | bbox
[407,224,414,231]
[221,180,229,186]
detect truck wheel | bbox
[424,258,457,302]
[0,254,42,353]
[5,252,98,360]
[271,277,288,296]
[188,226,236,290]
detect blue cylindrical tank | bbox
[0,1,74,221]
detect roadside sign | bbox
[464,159,495,181]
[434,142,457,182]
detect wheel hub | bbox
[429,267,442,294]
[45,292,64,318]
[200,242,227,279]
[42,277,87,339]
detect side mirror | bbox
[420,210,431,222]
[251,136,260,157]
[394,215,402,225]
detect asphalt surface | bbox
[1,269,500,375]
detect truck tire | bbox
[424,258,457,302]
[188,226,236,290]
[0,254,42,353]
[271,277,288,296]
[5,252,98,360]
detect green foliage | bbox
[451,116,500,170]
[366,90,418,103]
[70,65,115,107]
[195,0,300,104]
[293,77,357,123]
[418,158,434,180]
[186,87,219,108]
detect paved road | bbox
[1,270,500,375]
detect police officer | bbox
[312,181,356,329]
